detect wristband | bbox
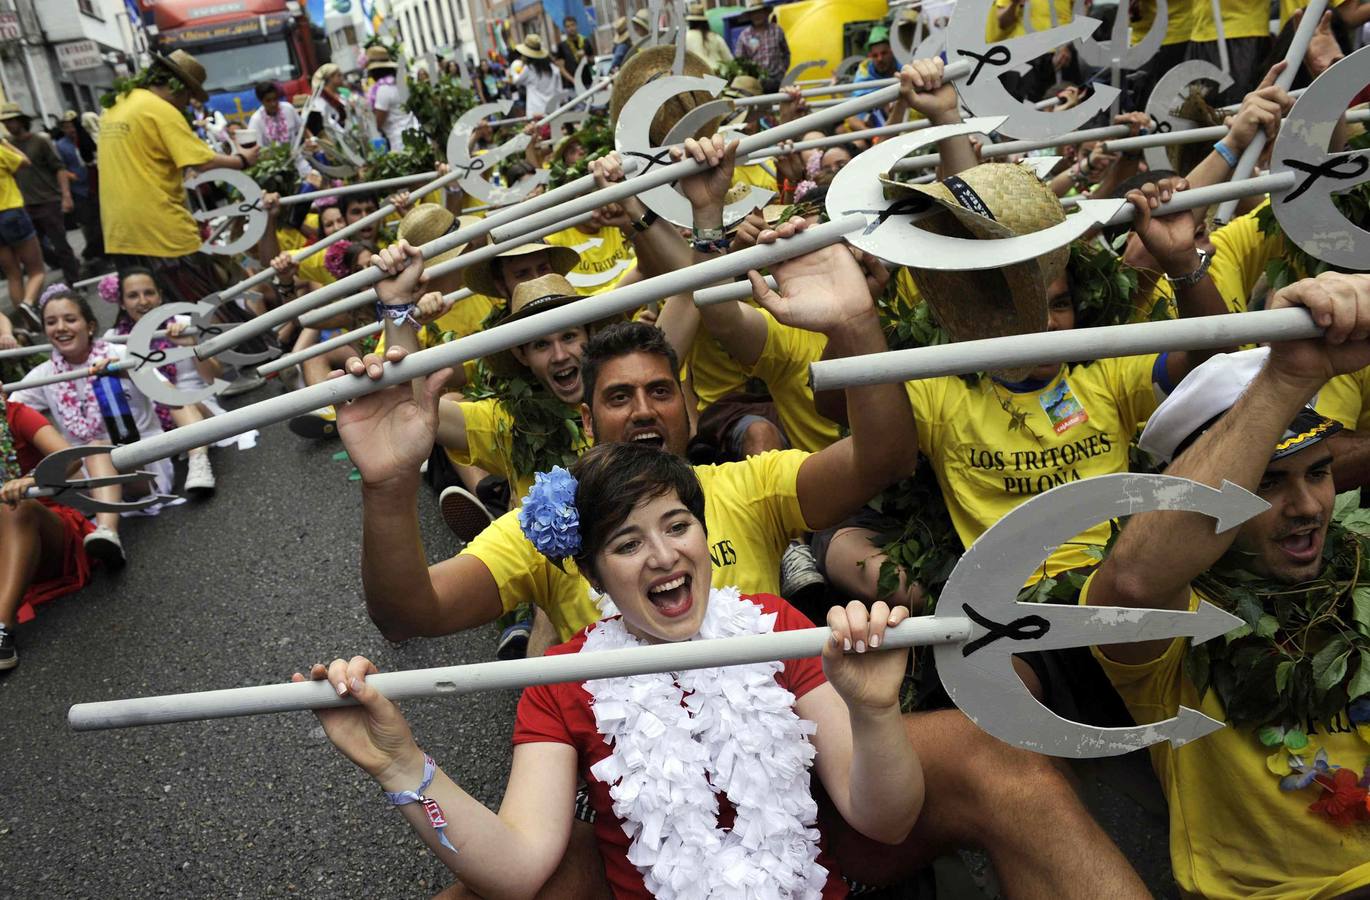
[375,300,421,329]
[692,225,725,242]
[1213,140,1238,168]
[630,208,659,234]
[235,151,250,169]
[1163,248,1212,286]
[692,235,731,255]
[382,753,458,853]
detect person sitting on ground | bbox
[101,268,242,496]
[296,440,924,898]
[1082,272,1370,897]
[0,394,118,671]
[10,287,180,566]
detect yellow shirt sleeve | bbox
[447,398,517,486]
[459,509,604,641]
[748,310,840,453]
[695,450,811,596]
[1315,368,1370,430]
[1208,202,1283,314]
[152,101,216,170]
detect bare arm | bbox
[1327,430,1370,491]
[899,59,976,178]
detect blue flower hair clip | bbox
[519,466,581,562]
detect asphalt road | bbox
[0,279,1177,898]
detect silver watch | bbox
[1163,248,1212,286]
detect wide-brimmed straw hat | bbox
[0,102,26,122]
[155,50,210,102]
[613,16,631,41]
[728,75,763,97]
[884,162,1067,381]
[462,241,580,300]
[610,47,721,147]
[365,45,398,72]
[631,10,651,32]
[397,205,481,269]
[483,273,607,376]
[686,2,709,22]
[515,34,551,60]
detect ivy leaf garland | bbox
[547,116,614,190]
[1187,489,1370,732]
[403,75,477,146]
[246,142,301,196]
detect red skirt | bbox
[16,500,94,624]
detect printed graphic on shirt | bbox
[1040,380,1088,434]
[966,432,1115,496]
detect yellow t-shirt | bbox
[1280,0,1346,27]
[988,0,1073,40]
[446,396,588,503]
[1145,203,1283,320]
[461,449,811,641]
[543,223,636,295]
[0,142,25,212]
[686,329,751,412]
[748,309,841,453]
[1083,577,1370,899]
[98,88,217,257]
[1315,367,1370,430]
[906,355,1162,577]
[1135,0,1197,46]
[733,162,779,196]
[1189,0,1271,42]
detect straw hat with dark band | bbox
[515,35,551,60]
[884,162,1066,381]
[462,242,580,300]
[482,273,623,376]
[686,2,709,22]
[396,205,482,269]
[610,47,721,148]
[365,45,398,72]
[155,50,210,103]
[613,16,631,41]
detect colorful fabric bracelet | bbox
[382,753,458,853]
[375,301,421,329]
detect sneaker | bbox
[0,626,16,671]
[779,540,826,603]
[84,527,126,570]
[288,407,337,440]
[440,485,495,543]
[14,302,40,331]
[184,452,216,498]
[496,621,531,661]
[220,371,266,398]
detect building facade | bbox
[390,0,477,64]
[0,0,140,122]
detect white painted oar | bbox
[809,307,1321,390]
[106,217,865,472]
[1100,106,1370,154]
[3,357,142,393]
[0,343,49,360]
[1214,0,1328,224]
[890,120,1142,173]
[256,321,384,377]
[66,617,971,731]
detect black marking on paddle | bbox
[453,158,486,177]
[960,603,1051,658]
[623,148,676,175]
[840,195,937,235]
[1280,154,1370,205]
[956,45,1012,86]
[123,347,170,370]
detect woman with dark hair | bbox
[296,440,923,898]
[246,81,302,149]
[510,35,562,118]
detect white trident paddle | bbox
[65,471,1248,759]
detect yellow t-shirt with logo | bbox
[748,309,841,453]
[988,0,1073,40]
[446,396,588,503]
[98,88,217,257]
[906,355,1162,577]
[0,141,25,212]
[543,223,636,295]
[1189,0,1271,41]
[1083,577,1370,899]
[461,449,811,641]
[1144,203,1283,320]
[1316,367,1370,431]
[733,162,779,196]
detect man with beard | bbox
[1083,272,1370,897]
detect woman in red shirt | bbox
[297,442,924,898]
[0,394,97,670]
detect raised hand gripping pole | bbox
[67,472,1248,759]
[1213,0,1329,224]
[107,216,866,473]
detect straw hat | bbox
[613,16,630,42]
[397,205,481,269]
[483,273,599,376]
[686,2,709,22]
[365,45,397,72]
[728,75,763,97]
[155,49,209,102]
[611,47,721,147]
[462,241,580,300]
[0,102,26,122]
[631,9,651,32]
[515,34,551,60]
[61,109,78,123]
[550,133,584,166]
[884,162,1067,380]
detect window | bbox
[194,39,294,92]
[77,0,103,20]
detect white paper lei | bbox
[583,586,829,899]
